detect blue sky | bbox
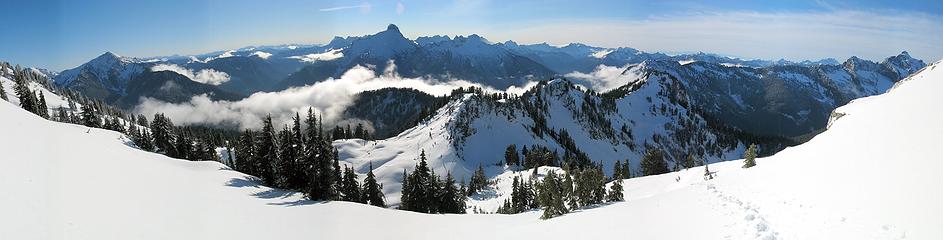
[2,0,942,70]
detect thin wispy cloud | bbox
[492,10,943,62]
[319,3,372,13]
[396,2,405,15]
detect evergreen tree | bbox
[234,130,256,174]
[80,104,101,128]
[537,171,569,219]
[354,123,366,139]
[640,149,669,176]
[255,115,279,185]
[173,132,193,160]
[438,171,466,214]
[612,160,624,180]
[13,72,37,114]
[332,150,342,197]
[136,129,155,152]
[275,126,300,189]
[225,144,235,168]
[362,162,386,207]
[339,165,363,202]
[279,113,306,190]
[401,150,437,213]
[332,125,345,140]
[467,164,488,196]
[36,91,48,119]
[399,169,411,210]
[743,144,757,168]
[304,109,337,201]
[606,180,624,202]
[0,77,7,101]
[150,113,175,155]
[504,144,520,167]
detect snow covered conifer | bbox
[13,73,38,114]
[235,130,256,174]
[150,113,175,155]
[36,91,48,119]
[339,165,362,203]
[255,115,279,185]
[0,80,7,101]
[743,144,757,168]
[467,164,488,196]
[79,104,100,128]
[537,171,569,219]
[607,180,624,202]
[438,171,466,214]
[362,162,385,207]
[641,149,669,176]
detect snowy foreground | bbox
[2,61,942,239]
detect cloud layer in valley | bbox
[289,49,344,63]
[134,62,525,130]
[151,64,231,86]
[565,64,642,92]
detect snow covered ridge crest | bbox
[335,75,792,206]
[828,59,940,129]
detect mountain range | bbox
[51,24,925,141]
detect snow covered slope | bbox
[3,59,942,239]
[334,71,785,206]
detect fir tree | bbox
[274,126,297,189]
[612,160,624,180]
[13,72,37,114]
[399,168,411,210]
[537,171,569,219]
[504,144,520,167]
[137,129,155,152]
[173,132,193,160]
[401,150,438,213]
[467,164,488,196]
[36,91,48,119]
[302,108,334,201]
[332,150,342,198]
[339,165,363,202]
[362,162,386,207]
[255,115,279,185]
[640,149,669,176]
[0,77,7,101]
[438,171,466,214]
[743,144,757,168]
[235,130,256,174]
[80,104,101,128]
[150,113,175,155]
[606,180,624,202]
[282,113,306,190]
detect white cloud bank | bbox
[134,62,528,130]
[151,64,231,86]
[564,64,643,92]
[289,49,344,63]
[250,51,272,59]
